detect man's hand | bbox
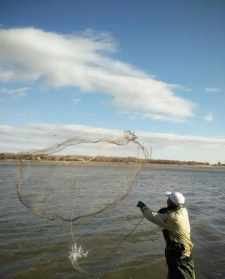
[137,201,146,209]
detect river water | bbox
[0,162,225,279]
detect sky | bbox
[0,0,225,163]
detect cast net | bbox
[16,130,150,277]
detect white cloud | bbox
[205,87,222,93]
[73,97,81,104]
[0,27,194,121]
[204,113,213,122]
[0,124,225,163]
[0,87,29,97]
[0,68,15,82]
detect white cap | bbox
[166,191,185,206]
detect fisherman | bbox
[137,192,196,279]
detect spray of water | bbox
[69,243,89,273]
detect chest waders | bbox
[158,208,196,279]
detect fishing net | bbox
[16,130,150,277]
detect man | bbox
[137,192,196,279]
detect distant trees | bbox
[0,152,217,166]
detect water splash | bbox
[69,243,88,273]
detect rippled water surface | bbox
[0,162,225,279]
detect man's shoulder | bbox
[169,207,189,223]
[178,207,189,217]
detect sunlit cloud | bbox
[0,27,194,121]
[0,124,225,163]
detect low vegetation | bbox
[0,152,221,166]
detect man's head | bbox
[166,191,185,208]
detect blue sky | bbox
[0,0,225,162]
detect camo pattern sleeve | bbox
[142,206,168,228]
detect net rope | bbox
[15,130,150,277]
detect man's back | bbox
[164,207,193,257]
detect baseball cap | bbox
[165,191,185,206]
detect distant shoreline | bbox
[1,158,224,171]
[1,152,224,168]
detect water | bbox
[0,162,225,279]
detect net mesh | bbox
[15,130,150,276]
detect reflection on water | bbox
[0,163,225,279]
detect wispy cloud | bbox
[204,113,213,122]
[205,87,222,93]
[0,124,225,163]
[0,87,29,97]
[0,27,194,121]
[72,98,81,105]
[0,68,16,82]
